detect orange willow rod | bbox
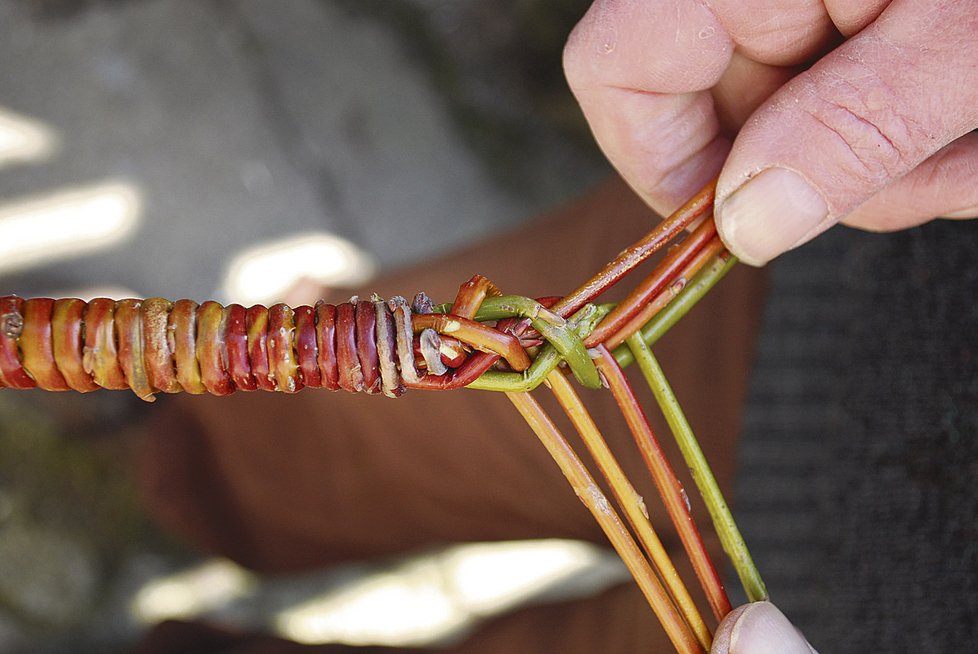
[585,218,717,348]
[603,235,728,350]
[594,346,732,621]
[552,179,716,320]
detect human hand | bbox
[711,601,817,653]
[564,1,978,265]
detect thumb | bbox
[715,0,978,266]
[711,601,816,654]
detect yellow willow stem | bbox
[506,391,704,654]
[546,370,712,650]
[626,333,767,603]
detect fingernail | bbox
[728,601,815,654]
[716,168,829,266]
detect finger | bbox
[704,0,839,66]
[711,601,817,654]
[841,132,978,230]
[714,0,978,266]
[564,0,732,94]
[712,51,798,134]
[823,0,892,37]
[563,0,734,214]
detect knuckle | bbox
[714,2,833,66]
[563,0,731,95]
[803,71,917,185]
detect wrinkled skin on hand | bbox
[564,0,978,265]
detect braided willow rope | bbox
[0,180,765,653]
[0,291,602,399]
[0,294,457,399]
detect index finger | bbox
[563,0,734,213]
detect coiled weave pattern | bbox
[0,294,445,402]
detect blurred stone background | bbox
[0,1,622,651]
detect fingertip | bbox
[712,602,816,654]
[715,168,830,266]
[824,0,890,37]
[710,603,748,654]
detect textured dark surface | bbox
[737,218,978,652]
